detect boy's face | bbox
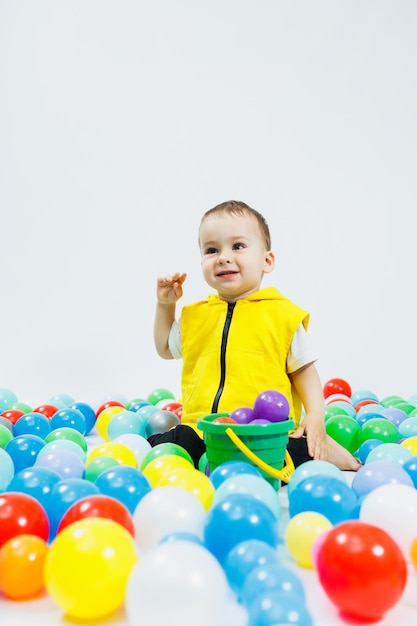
[199,213,275,302]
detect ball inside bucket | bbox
[197,414,294,490]
[253,390,290,423]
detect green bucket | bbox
[197,414,295,490]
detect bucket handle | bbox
[225,427,295,483]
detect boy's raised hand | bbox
[156,272,187,304]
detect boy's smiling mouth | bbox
[217,270,238,277]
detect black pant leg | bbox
[148,424,206,469]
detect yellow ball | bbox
[285,511,332,569]
[400,436,417,455]
[96,406,125,440]
[156,467,215,511]
[86,442,138,468]
[142,454,194,488]
[44,518,138,620]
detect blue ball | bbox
[365,442,413,465]
[287,459,347,498]
[94,465,151,514]
[0,388,18,412]
[131,401,152,411]
[68,402,97,434]
[402,458,417,488]
[43,477,100,541]
[357,438,383,464]
[47,393,75,409]
[212,474,281,520]
[50,408,87,435]
[380,407,408,427]
[289,475,359,525]
[242,562,306,609]
[209,460,263,489]
[6,466,61,511]
[356,410,385,427]
[351,460,414,499]
[159,531,203,546]
[398,416,417,438]
[14,412,51,439]
[247,589,313,626]
[350,389,379,406]
[203,494,279,565]
[5,434,45,472]
[223,539,279,598]
[107,410,147,440]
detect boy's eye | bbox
[233,243,245,250]
[206,247,217,254]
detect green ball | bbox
[0,424,13,448]
[389,401,416,415]
[359,418,400,445]
[325,415,361,454]
[140,442,193,470]
[9,402,32,414]
[45,426,87,452]
[324,404,351,422]
[84,456,120,482]
[380,395,404,408]
[146,388,175,406]
[198,452,208,473]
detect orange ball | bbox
[213,417,237,424]
[411,536,417,571]
[0,534,48,599]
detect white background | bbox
[1,1,416,409]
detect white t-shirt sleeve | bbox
[168,319,182,359]
[167,319,318,371]
[286,323,319,373]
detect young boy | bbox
[151,200,360,471]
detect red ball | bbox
[213,417,237,424]
[316,520,407,622]
[172,405,183,419]
[96,400,125,417]
[159,401,182,414]
[0,409,25,425]
[57,494,135,537]
[322,378,352,399]
[355,399,380,413]
[33,404,59,419]
[0,493,49,548]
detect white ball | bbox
[126,541,232,626]
[133,486,206,553]
[360,483,417,560]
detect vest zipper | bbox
[211,301,236,413]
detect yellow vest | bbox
[180,287,309,426]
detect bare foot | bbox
[326,436,362,471]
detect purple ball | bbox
[253,390,290,423]
[230,407,255,424]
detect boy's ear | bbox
[263,251,275,274]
